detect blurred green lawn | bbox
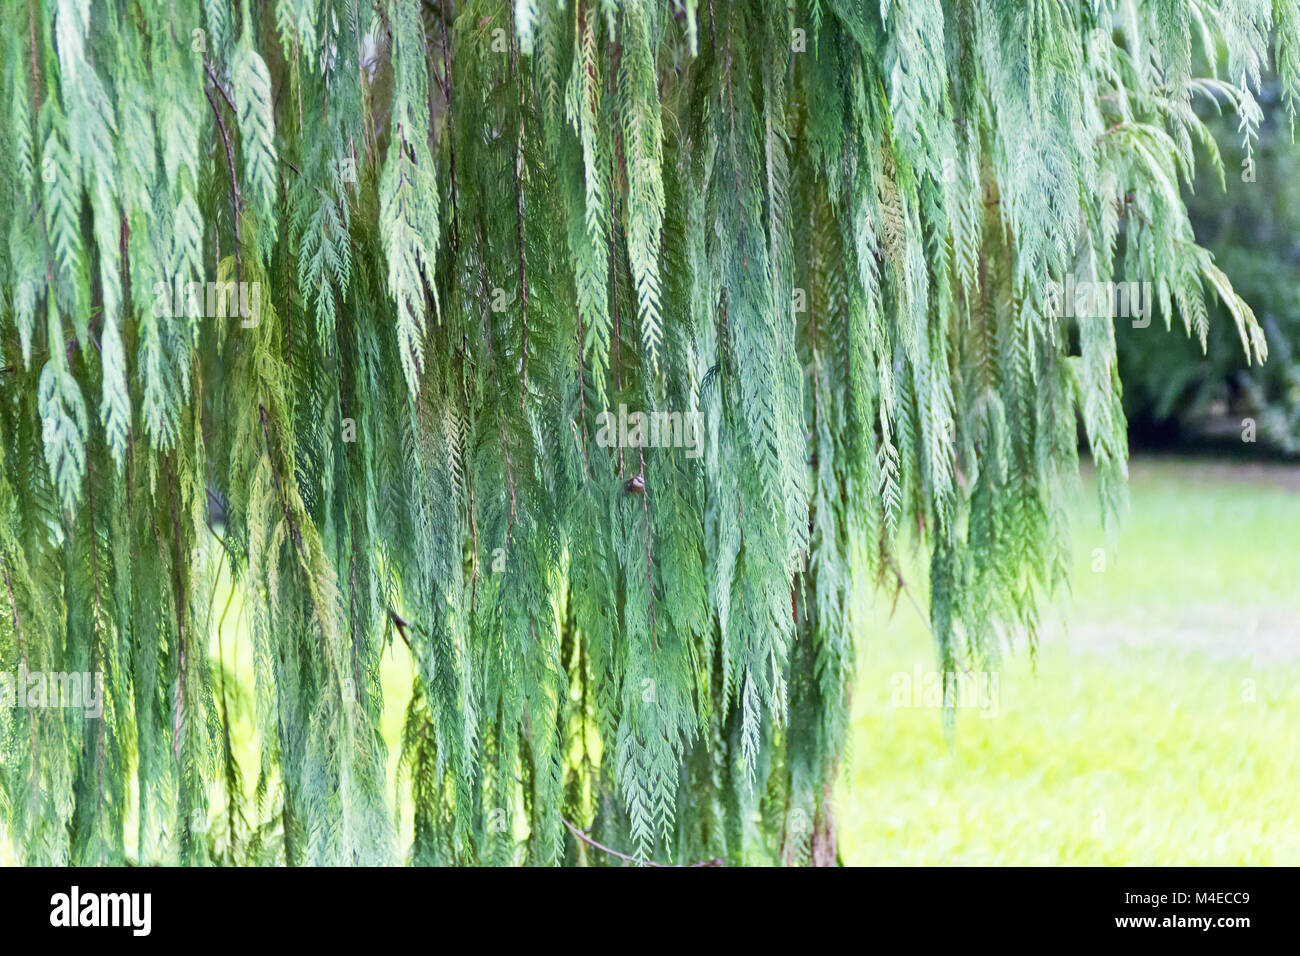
[836,456,1300,865]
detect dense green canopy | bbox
[0,0,1292,865]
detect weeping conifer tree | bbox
[0,0,1292,865]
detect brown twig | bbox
[388,609,413,650]
[204,74,243,287]
[509,3,529,414]
[559,816,724,867]
[884,552,931,634]
[637,448,657,650]
[476,211,518,530]
[203,59,238,115]
[438,0,460,252]
[883,552,982,679]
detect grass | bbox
[835,456,1300,865]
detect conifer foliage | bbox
[0,1,1292,865]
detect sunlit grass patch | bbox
[837,457,1300,865]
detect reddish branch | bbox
[476,212,519,533]
[559,816,724,867]
[204,62,243,287]
[508,3,529,414]
[437,0,460,252]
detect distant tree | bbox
[1120,78,1300,454]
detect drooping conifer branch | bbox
[0,0,1291,866]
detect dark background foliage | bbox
[1120,81,1300,456]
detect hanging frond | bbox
[0,0,1292,866]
